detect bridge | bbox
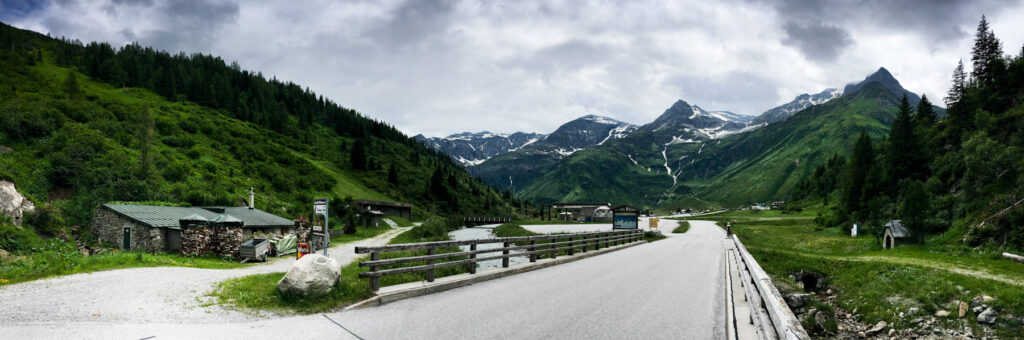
[462,215,512,226]
[0,219,806,339]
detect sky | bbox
[2,0,1023,137]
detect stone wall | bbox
[89,206,164,252]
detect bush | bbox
[0,222,42,252]
[408,216,460,241]
[24,205,64,237]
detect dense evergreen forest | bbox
[792,17,1024,250]
[0,22,529,238]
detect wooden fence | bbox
[462,216,512,226]
[732,235,810,340]
[355,229,643,291]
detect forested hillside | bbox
[791,17,1024,250]
[0,22,520,235]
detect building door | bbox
[884,235,892,249]
[123,226,131,250]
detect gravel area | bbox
[0,228,407,324]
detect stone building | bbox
[352,199,413,220]
[882,219,910,249]
[90,203,294,255]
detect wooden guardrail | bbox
[732,236,810,340]
[462,216,512,226]
[355,229,643,291]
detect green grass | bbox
[493,223,540,237]
[211,261,373,314]
[385,216,414,228]
[329,224,392,245]
[1,239,247,286]
[717,209,1024,336]
[672,221,691,234]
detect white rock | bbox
[277,254,341,296]
[977,307,997,324]
[935,310,950,317]
[0,180,34,225]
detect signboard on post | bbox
[612,205,640,230]
[313,198,329,255]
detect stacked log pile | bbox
[181,225,214,256]
[213,225,243,258]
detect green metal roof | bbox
[102,204,293,229]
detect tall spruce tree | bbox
[887,94,928,182]
[64,71,79,100]
[350,140,367,170]
[899,180,931,242]
[970,15,1003,87]
[841,131,874,219]
[915,94,936,126]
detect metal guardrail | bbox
[732,236,810,340]
[355,230,643,291]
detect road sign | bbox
[312,225,325,233]
[312,198,329,255]
[650,217,659,229]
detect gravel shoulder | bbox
[0,228,407,324]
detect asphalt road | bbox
[1,220,729,339]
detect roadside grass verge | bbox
[385,216,414,228]
[513,220,609,225]
[330,224,392,245]
[493,223,539,237]
[723,211,1024,336]
[1,239,247,286]
[672,221,691,234]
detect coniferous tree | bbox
[387,165,399,185]
[64,71,79,100]
[899,180,931,242]
[970,15,1003,87]
[137,108,154,181]
[841,131,874,219]
[350,140,367,170]
[915,94,936,126]
[887,94,928,182]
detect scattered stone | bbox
[888,328,896,336]
[910,318,923,325]
[0,249,7,258]
[857,331,866,338]
[974,306,986,314]
[0,145,11,152]
[977,307,997,324]
[935,310,950,317]
[970,296,984,309]
[785,293,810,309]
[959,301,969,318]
[909,307,919,315]
[827,288,833,295]
[866,321,887,335]
[982,295,994,303]
[277,254,341,297]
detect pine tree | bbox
[915,94,936,126]
[970,15,1003,86]
[887,94,928,182]
[945,60,966,107]
[350,140,367,170]
[841,131,874,219]
[387,165,399,185]
[899,180,931,242]
[64,71,79,100]
[138,107,154,181]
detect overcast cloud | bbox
[2,0,1023,137]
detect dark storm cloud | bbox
[366,0,456,48]
[130,0,239,53]
[768,0,1019,46]
[670,71,780,113]
[781,20,854,63]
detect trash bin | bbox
[297,242,309,259]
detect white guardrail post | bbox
[732,236,810,340]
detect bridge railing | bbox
[355,229,643,291]
[732,235,810,340]
[462,216,512,225]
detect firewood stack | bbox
[181,224,214,256]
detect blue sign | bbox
[613,215,638,229]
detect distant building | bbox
[552,202,612,222]
[750,203,770,211]
[593,206,613,222]
[771,201,786,208]
[882,220,910,249]
[90,203,294,255]
[360,210,385,227]
[352,200,413,221]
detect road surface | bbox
[1,220,731,339]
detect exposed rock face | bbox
[277,254,341,296]
[0,180,35,225]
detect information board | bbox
[613,215,638,229]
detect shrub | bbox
[0,222,42,252]
[24,205,64,237]
[409,216,459,241]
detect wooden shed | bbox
[882,220,910,249]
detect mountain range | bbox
[419,67,946,208]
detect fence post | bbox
[550,237,558,259]
[468,243,477,274]
[426,247,435,282]
[581,234,588,252]
[503,241,510,268]
[568,236,575,256]
[529,239,537,262]
[370,251,380,292]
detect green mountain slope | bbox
[514,72,938,209]
[0,22,514,228]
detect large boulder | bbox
[277,254,341,296]
[0,180,35,225]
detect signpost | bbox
[313,198,329,255]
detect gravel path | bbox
[0,228,407,324]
